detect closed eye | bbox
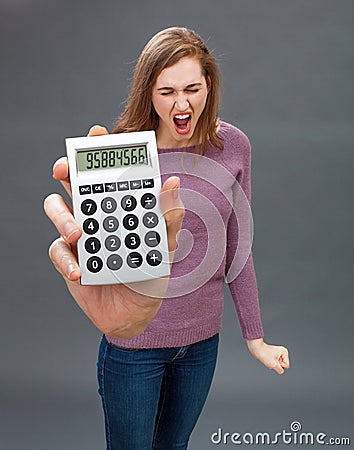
[160,89,200,96]
[158,84,203,96]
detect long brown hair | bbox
[112,27,223,152]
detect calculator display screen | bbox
[77,145,149,171]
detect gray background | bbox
[1,0,353,449]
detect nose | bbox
[174,92,190,111]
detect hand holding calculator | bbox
[44,125,184,338]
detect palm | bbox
[65,276,167,339]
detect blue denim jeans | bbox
[97,333,219,450]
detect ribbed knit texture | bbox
[107,121,264,348]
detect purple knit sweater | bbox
[107,121,264,348]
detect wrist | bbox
[246,337,265,356]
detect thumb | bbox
[160,176,185,254]
[87,125,109,136]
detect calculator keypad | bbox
[79,179,164,279]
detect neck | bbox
[155,128,196,149]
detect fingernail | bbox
[63,223,80,241]
[172,181,180,200]
[67,263,78,280]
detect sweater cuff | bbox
[241,321,264,340]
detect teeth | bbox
[174,114,191,119]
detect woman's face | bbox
[151,56,210,148]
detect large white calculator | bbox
[66,130,170,285]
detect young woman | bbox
[44,27,289,450]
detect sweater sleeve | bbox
[224,129,264,340]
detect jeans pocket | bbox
[107,341,140,352]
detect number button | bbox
[105,235,121,252]
[81,199,97,216]
[144,231,161,247]
[146,250,163,266]
[83,218,99,235]
[141,193,156,209]
[121,195,137,212]
[87,256,103,273]
[103,216,119,232]
[127,252,143,268]
[107,254,123,271]
[85,237,101,254]
[143,212,158,228]
[125,233,141,250]
[123,214,139,231]
[101,197,117,213]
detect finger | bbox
[272,347,290,374]
[160,176,185,253]
[271,360,285,375]
[280,348,290,368]
[49,237,81,281]
[53,157,72,197]
[52,125,109,197]
[87,124,109,136]
[43,193,81,244]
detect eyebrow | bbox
[157,83,203,91]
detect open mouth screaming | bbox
[173,114,192,135]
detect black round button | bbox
[141,193,156,209]
[144,231,161,247]
[105,235,121,252]
[81,199,97,216]
[121,195,137,212]
[85,237,101,254]
[86,256,103,273]
[143,212,158,228]
[101,197,117,213]
[146,250,163,266]
[103,216,119,232]
[123,214,139,230]
[127,252,143,268]
[107,254,123,271]
[83,218,99,235]
[125,233,141,250]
